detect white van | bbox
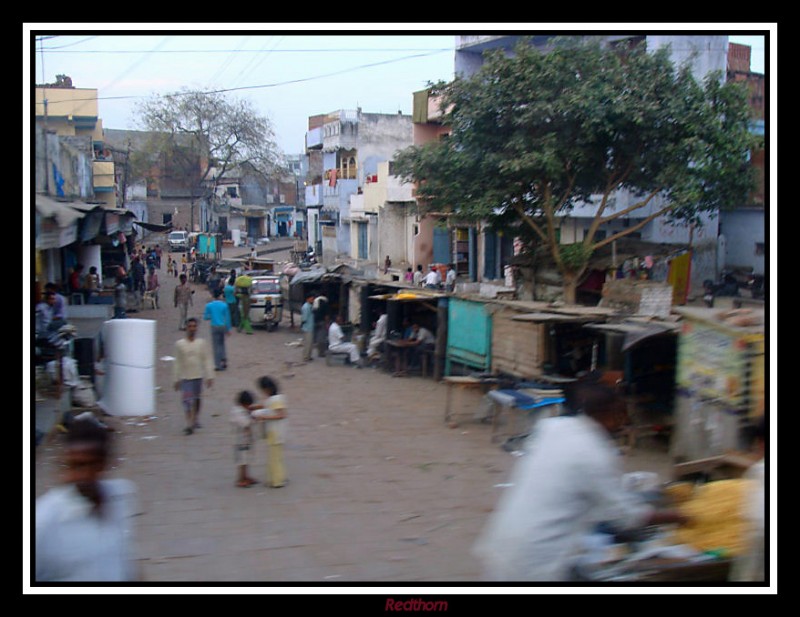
[168,230,189,252]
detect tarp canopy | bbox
[289,266,346,286]
[135,221,173,232]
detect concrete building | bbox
[409,88,517,291]
[347,160,415,274]
[35,78,118,209]
[719,42,766,277]
[104,128,206,235]
[34,78,136,300]
[303,109,413,262]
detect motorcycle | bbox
[190,260,217,285]
[298,246,317,268]
[702,274,739,308]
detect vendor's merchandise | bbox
[672,479,748,556]
[663,481,696,505]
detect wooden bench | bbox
[326,350,350,366]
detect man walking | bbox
[174,273,194,330]
[300,293,315,362]
[203,289,232,371]
[424,265,441,289]
[173,317,214,435]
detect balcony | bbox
[92,161,115,192]
[306,127,323,150]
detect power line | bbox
[39,47,455,54]
[35,48,453,105]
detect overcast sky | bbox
[26,26,771,156]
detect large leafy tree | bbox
[394,38,756,302]
[134,88,281,230]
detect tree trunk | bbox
[562,271,579,305]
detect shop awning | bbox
[34,195,87,228]
[585,321,678,351]
[35,195,89,249]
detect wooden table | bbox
[385,339,418,377]
[442,376,503,425]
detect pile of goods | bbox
[667,479,750,557]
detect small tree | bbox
[394,38,757,303]
[134,88,281,231]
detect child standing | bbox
[252,376,288,488]
[230,391,259,488]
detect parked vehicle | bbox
[168,230,189,252]
[249,274,284,331]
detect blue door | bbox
[433,226,450,264]
[358,222,368,260]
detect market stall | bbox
[670,307,765,463]
[365,288,448,379]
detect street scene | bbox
[29,31,771,591]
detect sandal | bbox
[245,477,259,485]
[236,480,251,488]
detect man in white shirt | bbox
[445,264,457,292]
[36,418,139,582]
[366,311,388,361]
[424,265,441,289]
[412,265,424,287]
[328,314,362,367]
[472,381,688,581]
[407,323,435,370]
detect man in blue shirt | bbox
[300,293,315,362]
[203,289,232,371]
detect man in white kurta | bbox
[366,312,388,360]
[328,316,361,364]
[472,382,676,581]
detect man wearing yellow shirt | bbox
[173,317,214,435]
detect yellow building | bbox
[34,82,116,208]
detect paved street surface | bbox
[30,238,674,587]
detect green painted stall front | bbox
[445,297,492,375]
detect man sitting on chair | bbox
[328,315,363,368]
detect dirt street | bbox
[31,240,674,584]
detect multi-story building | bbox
[303,109,412,261]
[720,42,766,277]
[35,77,117,209]
[34,77,137,297]
[347,160,415,269]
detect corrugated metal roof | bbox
[34,195,88,227]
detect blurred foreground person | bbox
[35,419,139,582]
[729,415,766,582]
[472,382,687,581]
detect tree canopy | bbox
[393,37,757,300]
[133,88,282,225]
